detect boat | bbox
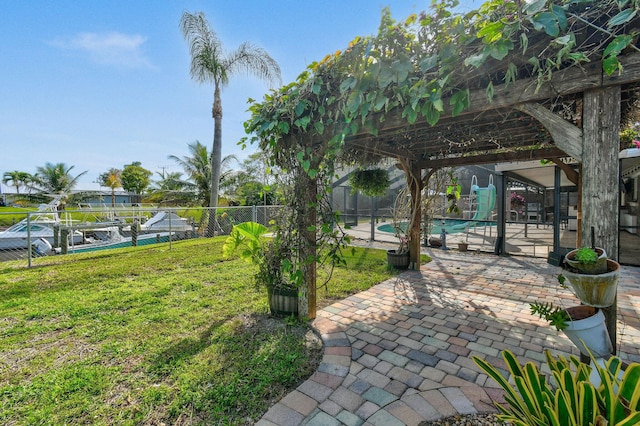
[140,211,193,233]
[64,211,194,254]
[0,196,84,250]
[66,231,173,254]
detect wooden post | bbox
[408,162,423,269]
[582,86,621,354]
[299,171,317,320]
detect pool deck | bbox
[347,220,640,265]
[257,232,640,426]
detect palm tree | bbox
[169,141,211,206]
[2,170,33,195]
[155,171,187,192]
[180,11,281,235]
[97,168,122,207]
[33,163,87,194]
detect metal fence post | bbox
[252,205,258,223]
[27,212,32,268]
[169,208,173,250]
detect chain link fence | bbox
[0,205,283,267]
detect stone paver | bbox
[257,249,640,425]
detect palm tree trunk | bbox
[207,84,223,237]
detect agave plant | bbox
[473,350,640,426]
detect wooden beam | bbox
[348,52,640,143]
[515,103,583,161]
[548,158,579,185]
[347,138,419,160]
[416,147,567,168]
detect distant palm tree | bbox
[33,163,87,194]
[97,168,122,207]
[155,171,187,192]
[180,11,281,235]
[169,141,211,206]
[169,141,239,206]
[2,170,33,194]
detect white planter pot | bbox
[563,306,613,358]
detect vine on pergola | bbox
[242,0,640,317]
[245,0,638,162]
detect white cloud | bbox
[50,32,152,69]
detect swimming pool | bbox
[377,219,495,236]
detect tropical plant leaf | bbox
[403,105,418,124]
[578,382,597,426]
[464,51,488,68]
[391,55,412,83]
[450,89,470,117]
[423,102,440,126]
[604,35,633,57]
[550,4,567,30]
[339,76,357,93]
[619,364,640,410]
[377,63,394,88]
[523,0,546,15]
[520,33,529,55]
[608,8,637,28]
[419,54,438,72]
[278,121,290,134]
[477,21,505,43]
[603,56,622,76]
[485,82,494,103]
[489,39,514,60]
[530,12,560,37]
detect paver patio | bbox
[257,248,640,426]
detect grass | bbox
[0,238,425,425]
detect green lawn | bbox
[0,238,423,425]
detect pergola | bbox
[246,0,640,351]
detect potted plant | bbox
[387,234,409,269]
[473,349,640,425]
[457,238,468,252]
[530,302,613,358]
[223,221,298,316]
[564,246,607,275]
[348,167,390,197]
[561,247,620,308]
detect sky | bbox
[0,0,478,191]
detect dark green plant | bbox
[530,301,570,331]
[557,273,568,288]
[222,221,296,290]
[348,168,390,197]
[574,247,599,264]
[473,349,640,426]
[446,174,462,214]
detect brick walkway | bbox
[257,249,640,426]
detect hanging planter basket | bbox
[562,306,613,358]
[387,250,410,269]
[348,168,390,197]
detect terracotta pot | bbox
[458,242,468,252]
